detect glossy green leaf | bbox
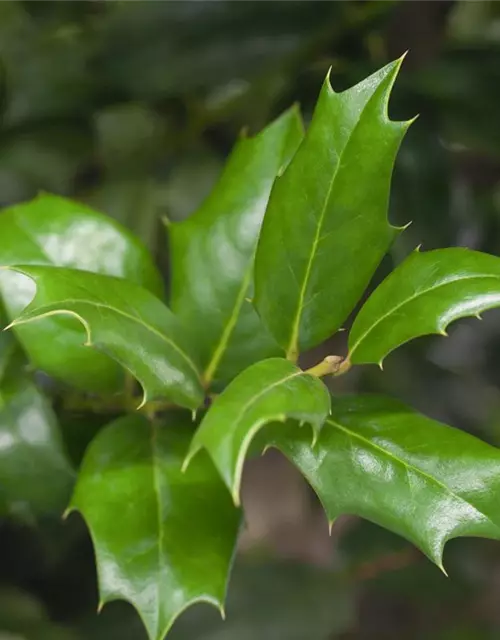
[169,108,303,386]
[269,394,500,569]
[69,414,240,640]
[184,358,330,505]
[0,365,74,519]
[0,194,163,392]
[349,247,500,366]
[254,58,412,360]
[5,265,203,410]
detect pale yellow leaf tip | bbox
[437,561,449,578]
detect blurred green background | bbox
[2,1,500,638]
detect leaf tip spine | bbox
[328,520,335,536]
[378,359,385,371]
[160,214,172,229]
[437,561,449,578]
[136,389,148,410]
[181,448,197,474]
[231,486,242,508]
[324,65,334,93]
[312,431,319,448]
[61,506,74,521]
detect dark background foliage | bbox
[2,1,500,638]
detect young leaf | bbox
[254,57,412,360]
[0,194,163,392]
[169,108,303,386]
[5,265,203,410]
[269,394,500,569]
[69,414,240,640]
[349,247,500,366]
[0,367,74,520]
[184,358,331,505]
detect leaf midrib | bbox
[16,298,200,378]
[286,87,381,359]
[349,272,500,359]
[233,368,303,429]
[203,266,252,386]
[326,417,499,532]
[202,121,300,385]
[150,422,164,640]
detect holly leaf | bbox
[169,107,303,387]
[0,363,74,520]
[0,194,163,392]
[69,414,240,640]
[269,394,500,569]
[254,57,412,360]
[5,265,203,410]
[184,358,330,505]
[349,247,500,366]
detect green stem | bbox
[305,355,352,378]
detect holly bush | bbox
[3,57,500,640]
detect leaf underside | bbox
[254,56,412,359]
[6,265,204,410]
[169,107,303,387]
[268,394,500,568]
[349,247,500,365]
[185,358,331,505]
[69,414,241,640]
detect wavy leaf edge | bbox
[182,364,329,506]
[1,266,201,409]
[348,246,500,368]
[64,506,227,640]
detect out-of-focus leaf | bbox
[169,560,354,640]
[6,265,203,410]
[95,103,167,174]
[0,125,91,202]
[269,394,500,568]
[184,358,330,504]
[0,587,76,640]
[170,108,303,386]
[0,2,92,126]
[0,194,163,393]
[349,248,500,366]
[97,2,339,100]
[254,58,411,360]
[69,414,240,640]
[0,361,74,519]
